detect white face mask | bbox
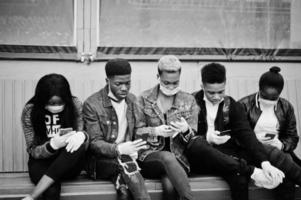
[159,83,180,96]
[45,105,65,114]
[258,97,278,108]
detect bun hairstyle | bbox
[259,66,284,94]
[269,66,281,73]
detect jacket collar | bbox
[99,85,131,108]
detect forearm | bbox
[90,139,119,158]
[136,126,157,137]
[28,141,58,159]
[281,136,298,152]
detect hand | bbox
[170,117,189,133]
[117,139,147,156]
[130,152,138,160]
[206,130,231,145]
[265,138,283,150]
[261,161,285,185]
[65,131,86,153]
[50,132,75,150]
[251,167,280,189]
[155,125,177,138]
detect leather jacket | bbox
[239,92,299,153]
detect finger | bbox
[214,130,221,135]
[72,144,80,153]
[66,143,71,152]
[135,145,148,151]
[62,131,76,139]
[134,140,146,145]
[180,117,186,122]
[71,143,77,153]
[134,141,147,147]
[132,139,143,144]
[168,126,180,132]
[278,171,285,180]
[70,145,76,153]
[265,172,273,182]
[169,122,179,128]
[65,136,72,143]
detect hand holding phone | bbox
[264,133,276,140]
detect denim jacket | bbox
[83,86,141,178]
[135,85,199,172]
[239,92,299,153]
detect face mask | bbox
[45,105,65,114]
[258,97,278,108]
[159,83,180,96]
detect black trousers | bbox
[186,137,299,200]
[28,144,86,200]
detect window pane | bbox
[98,0,301,57]
[0,0,74,46]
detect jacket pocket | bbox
[143,108,162,125]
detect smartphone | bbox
[265,133,276,140]
[59,128,73,136]
[219,129,231,136]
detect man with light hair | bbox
[135,55,198,200]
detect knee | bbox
[161,176,175,193]
[277,178,295,191]
[63,143,86,157]
[158,151,177,165]
[187,138,213,157]
[227,174,249,189]
[274,179,296,200]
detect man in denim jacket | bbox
[83,58,150,200]
[135,55,198,200]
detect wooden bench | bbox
[1,173,301,200]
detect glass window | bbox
[0,0,75,46]
[97,0,301,59]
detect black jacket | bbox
[193,90,268,164]
[239,93,299,153]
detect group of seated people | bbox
[21,55,301,200]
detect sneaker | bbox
[251,167,280,189]
[114,174,130,200]
[117,184,130,200]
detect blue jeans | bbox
[94,157,151,200]
[139,151,194,200]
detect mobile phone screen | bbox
[219,130,231,136]
[59,128,73,136]
[265,133,276,140]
